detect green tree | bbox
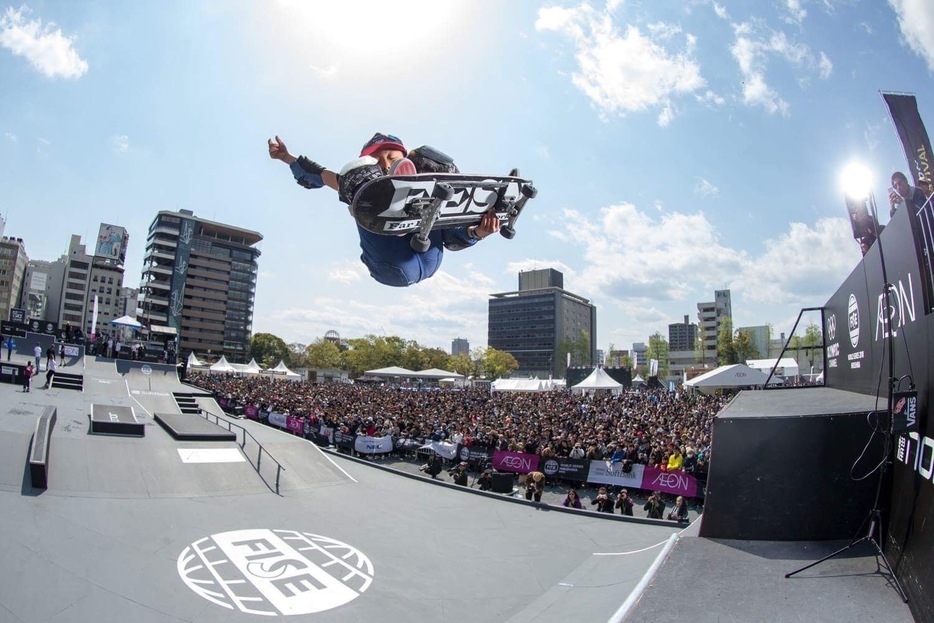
[733,329,759,364]
[447,352,474,376]
[342,335,407,376]
[645,332,670,378]
[287,342,308,368]
[479,347,519,379]
[304,338,343,369]
[250,333,290,368]
[789,322,823,372]
[717,317,737,365]
[422,347,451,370]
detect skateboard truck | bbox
[411,182,454,252]
[501,182,537,240]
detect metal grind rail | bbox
[198,408,286,494]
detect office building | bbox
[697,289,732,365]
[21,259,62,322]
[631,342,647,368]
[451,338,469,356]
[0,236,28,322]
[137,209,262,360]
[488,268,596,378]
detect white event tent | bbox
[209,355,237,374]
[234,358,263,375]
[266,360,301,381]
[571,367,623,395]
[186,352,206,369]
[491,378,551,392]
[746,357,800,379]
[684,364,777,393]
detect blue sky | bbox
[1,0,932,354]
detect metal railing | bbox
[198,408,286,494]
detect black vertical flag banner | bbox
[882,92,933,186]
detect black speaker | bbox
[491,472,514,493]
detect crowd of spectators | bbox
[187,372,724,518]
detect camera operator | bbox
[419,453,444,479]
[449,461,469,486]
[644,490,665,519]
[524,471,545,503]
[591,486,614,513]
[615,488,634,516]
[476,469,493,491]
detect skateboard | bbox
[350,170,538,252]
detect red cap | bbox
[360,132,406,157]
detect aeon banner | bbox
[642,466,697,497]
[492,450,539,474]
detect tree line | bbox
[249,333,520,380]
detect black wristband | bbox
[297,155,326,176]
[467,226,481,241]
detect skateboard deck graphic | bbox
[351,172,537,251]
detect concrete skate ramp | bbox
[10,331,84,367]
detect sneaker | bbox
[388,158,417,176]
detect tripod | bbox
[786,190,908,603]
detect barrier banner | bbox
[421,440,458,460]
[492,450,539,474]
[219,398,229,409]
[320,426,334,443]
[456,444,493,465]
[395,437,421,453]
[355,434,393,454]
[641,466,698,497]
[286,416,303,435]
[586,461,646,488]
[334,431,355,449]
[63,345,80,357]
[244,405,259,420]
[268,412,287,429]
[539,456,589,481]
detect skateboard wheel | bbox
[501,226,516,239]
[521,184,538,199]
[411,236,431,253]
[433,183,454,201]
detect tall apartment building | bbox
[58,235,93,329]
[451,338,470,356]
[697,289,732,364]
[0,236,28,322]
[137,209,262,360]
[668,314,698,352]
[488,268,596,378]
[631,342,647,368]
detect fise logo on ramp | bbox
[178,529,374,616]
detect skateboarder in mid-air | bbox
[268,133,500,287]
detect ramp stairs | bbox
[173,392,202,415]
[51,370,83,392]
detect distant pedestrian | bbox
[46,345,55,369]
[22,361,34,392]
[59,343,66,366]
[43,358,57,389]
[34,343,42,370]
[5,336,14,361]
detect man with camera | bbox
[644,490,665,519]
[449,462,469,486]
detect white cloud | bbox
[0,6,88,79]
[889,0,934,72]
[327,259,366,284]
[817,51,833,78]
[4,132,16,143]
[537,202,857,343]
[111,134,129,154]
[782,0,807,24]
[310,64,338,79]
[712,2,729,20]
[730,22,829,115]
[694,178,720,197]
[36,136,50,155]
[536,2,706,125]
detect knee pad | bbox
[338,156,382,205]
[409,145,459,174]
